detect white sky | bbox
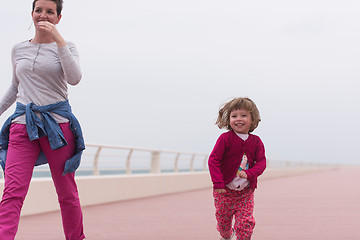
[0,0,359,165]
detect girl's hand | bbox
[238,170,247,179]
[36,21,66,47]
[214,189,226,193]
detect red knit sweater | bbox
[208,131,266,189]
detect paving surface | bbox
[15,166,360,239]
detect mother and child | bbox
[0,1,266,240]
[0,0,85,239]
[209,97,267,240]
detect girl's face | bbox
[32,0,61,26]
[229,109,253,134]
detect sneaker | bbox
[220,229,235,240]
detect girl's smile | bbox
[229,109,253,134]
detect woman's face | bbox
[32,0,61,25]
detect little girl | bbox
[208,97,266,240]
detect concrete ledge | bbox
[77,172,211,207]
[0,167,340,216]
[0,172,212,216]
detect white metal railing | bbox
[0,143,343,179]
[83,143,210,176]
[0,144,209,179]
[265,159,340,169]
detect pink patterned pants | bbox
[213,187,255,240]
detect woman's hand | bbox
[238,170,247,179]
[36,21,66,47]
[214,189,226,193]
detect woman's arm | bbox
[58,43,82,86]
[0,84,18,116]
[0,47,19,115]
[36,21,82,85]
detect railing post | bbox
[190,154,195,172]
[126,149,133,174]
[203,155,208,171]
[151,151,161,174]
[174,153,180,172]
[286,161,290,168]
[93,146,102,175]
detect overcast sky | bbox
[0,0,359,165]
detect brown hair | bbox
[32,0,63,16]
[215,97,261,132]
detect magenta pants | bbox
[0,123,85,240]
[213,187,255,240]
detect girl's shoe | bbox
[220,229,235,240]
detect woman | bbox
[0,0,85,239]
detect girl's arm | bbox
[208,134,227,190]
[244,137,266,184]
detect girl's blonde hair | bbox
[215,97,261,132]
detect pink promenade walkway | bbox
[15,166,360,240]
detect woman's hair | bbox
[32,0,63,16]
[215,97,261,132]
